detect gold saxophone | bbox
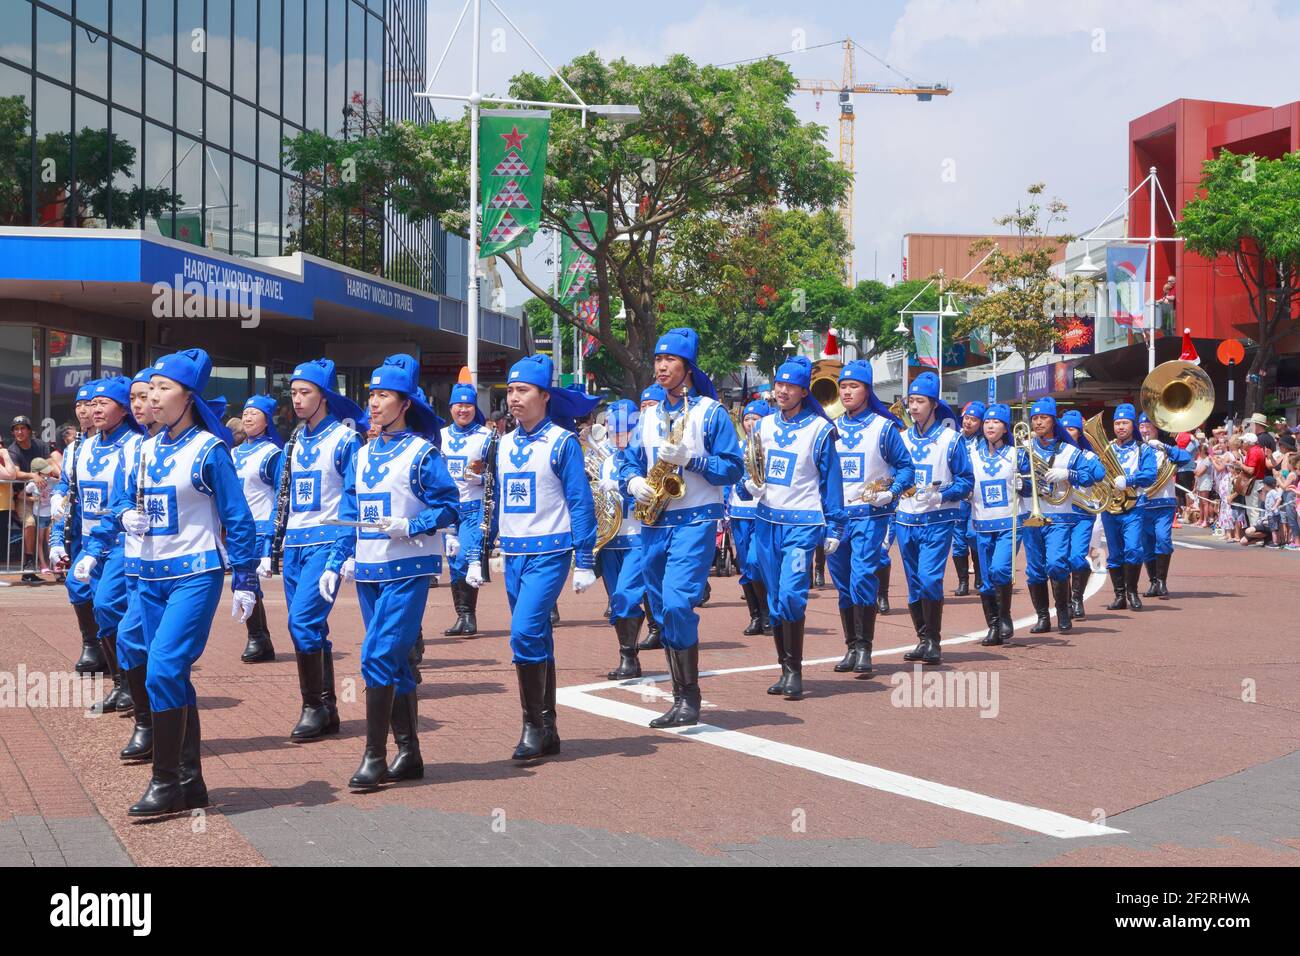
[634,407,688,526]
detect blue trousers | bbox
[92,547,129,639]
[976,529,1021,593]
[1101,509,1144,567]
[732,518,758,585]
[599,545,646,623]
[358,576,430,696]
[447,501,484,583]
[951,504,974,558]
[880,514,896,568]
[138,570,224,711]
[65,539,99,607]
[895,520,955,603]
[116,576,147,670]
[1064,513,1095,573]
[827,516,889,608]
[505,550,571,663]
[1141,505,1175,558]
[1023,519,1072,584]
[640,521,716,650]
[755,520,823,624]
[283,543,335,654]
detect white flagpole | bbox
[1148,166,1157,374]
[466,0,483,388]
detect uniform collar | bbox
[450,421,481,436]
[304,414,338,438]
[778,405,812,424]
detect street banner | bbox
[479,110,550,256]
[1107,245,1149,327]
[913,313,939,368]
[558,210,608,304]
[1054,313,1096,355]
[575,295,601,358]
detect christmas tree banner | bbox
[558,210,608,304]
[479,109,550,257]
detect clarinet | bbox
[478,430,500,583]
[269,422,305,575]
[135,433,148,515]
[57,432,82,568]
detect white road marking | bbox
[559,571,1125,839]
[1173,540,1212,550]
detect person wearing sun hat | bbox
[617,328,744,725]
[1099,403,1157,612]
[106,348,260,815]
[894,371,973,666]
[1060,408,1104,619]
[231,394,283,664]
[825,360,912,677]
[742,354,847,700]
[439,382,494,638]
[319,354,459,791]
[1136,411,1191,598]
[270,357,365,745]
[732,398,773,638]
[949,400,986,597]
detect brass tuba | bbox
[1025,439,1073,507]
[744,425,765,490]
[1082,413,1139,514]
[582,425,623,553]
[809,359,845,420]
[1141,359,1214,495]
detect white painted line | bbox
[1173,540,1212,550]
[557,688,1125,839]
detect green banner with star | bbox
[557,210,608,304]
[478,109,550,257]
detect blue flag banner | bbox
[1107,245,1149,327]
[913,313,939,368]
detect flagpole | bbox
[1147,165,1157,374]
[551,227,561,386]
[466,0,483,388]
[937,269,944,390]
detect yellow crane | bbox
[796,39,951,283]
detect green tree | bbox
[1177,150,1300,416]
[282,53,849,393]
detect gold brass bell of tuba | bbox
[1141,359,1214,495]
[809,359,845,420]
[581,424,623,553]
[634,406,689,526]
[744,424,765,490]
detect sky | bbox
[424,0,1300,305]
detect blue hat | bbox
[605,399,639,435]
[983,403,1011,428]
[209,395,228,421]
[743,399,772,419]
[653,328,717,401]
[507,354,600,422]
[449,383,486,427]
[1114,403,1137,423]
[76,380,99,403]
[640,384,667,405]
[242,395,283,447]
[292,357,365,429]
[1137,411,1152,426]
[131,367,154,387]
[89,375,147,434]
[367,354,444,442]
[774,356,832,423]
[907,372,958,430]
[1061,409,1084,430]
[963,401,987,422]
[149,349,232,444]
[1028,396,1078,447]
[840,359,901,425]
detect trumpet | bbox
[1012,422,1051,529]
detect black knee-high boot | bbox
[920,600,943,665]
[979,591,1001,645]
[73,601,107,674]
[1028,582,1052,633]
[637,597,663,650]
[385,692,423,781]
[444,580,468,635]
[607,617,642,680]
[752,580,771,632]
[240,596,275,662]
[128,706,187,816]
[998,584,1014,640]
[290,649,336,739]
[512,662,552,760]
[1157,552,1171,596]
[952,554,970,596]
[90,632,131,715]
[1125,563,1143,610]
[833,606,856,672]
[876,565,891,614]
[782,619,805,700]
[179,704,208,810]
[120,665,153,760]
[767,621,789,695]
[742,583,763,636]
[1070,568,1088,619]
[349,685,395,790]
[903,601,927,661]
[1052,578,1073,633]
[1106,567,1127,610]
[1143,559,1161,598]
[971,548,983,591]
[852,604,876,674]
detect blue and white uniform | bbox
[1023,437,1104,586]
[730,400,769,590]
[950,402,987,583]
[233,434,281,555]
[1100,407,1157,569]
[969,428,1028,592]
[1061,409,1103,579]
[1138,426,1190,562]
[596,412,645,624]
[440,388,493,584]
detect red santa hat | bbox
[823,329,840,359]
[1179,328,1200,365]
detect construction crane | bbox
[796,39,951,283]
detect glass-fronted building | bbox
[0,0,522,432]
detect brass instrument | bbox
[1025,436,1073,507]
[634,406,688,526]
[582,427,623,553]
[1012,422,1051,528]
[888,397,914,431]
[478,429,499,581]
[744,426,764,490]
[1082,413,1139,514]
[269,421,305,575]
[1141,359,1214,495]
[809,358,844,420]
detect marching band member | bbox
[321,355,459,791]
[272,359,364,741]
[233,396,282,662]
[617,330,742,726]
[1100,404,1157,611]
[466,354,597,759]
[743,355,846,699]
[970,404,1029,645]
[827,360,911,676]
[634,384,667,651]
[951,402,986,596]
[440,383,494,637]
[895,372,973,666]
[50,381,105,675]
[110,348,260,815]
[1061,410,1102,618]
[733,399,771,637]
[1020,398,1102,634]
[1137,413,1190,597]
[72,376,149,717]
[595,399,646,679]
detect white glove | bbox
[914,487,941,507]
[823,537,841,556]
[658,443,690,466]
[572,568,597,593]
[380,516,411,539]
[444,534,460,557]
[256,556,273,578]
[1112,474,1127,490]
[465,564,484,589]
[231,589,256,623]
[628,476,655,505]
[318,570,339,604]
[121,509,149,536]
[1146,438,1165,450]
[871,490,894,507]
[340,557,356,583]
[72,554,98,582]
[1044,466,1070,484]
[1013,474,1025,491]
[49,545,68,566]
[744,479,765,500]
[597,477,619,494]
[463,469,484,486]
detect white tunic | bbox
[137,427,227,580]
[1033,439,1086,518]
[971,441,1025,532]
[600,453,640,550]
[835,413,893,519]
[896,423,962,525]
[284,419,357,548]
[637,395,726,524]
[76,425,134,541]
[756,410,834,526]
[121,432,153,575]
[497,421,581,555]
[440,423,493,503]
[353,434,444,582]
[232,437,279,535]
